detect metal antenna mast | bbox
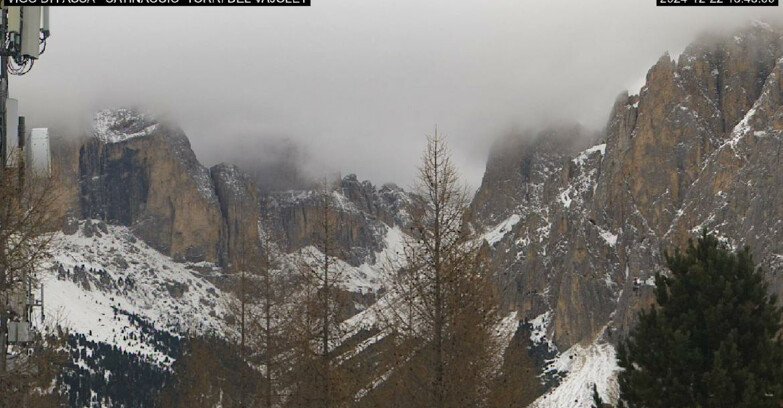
[0,4,50,374]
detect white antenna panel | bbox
[29,128,51,175]
[42,6,49,35]
[21,6,41,59]
[7,6,21,34]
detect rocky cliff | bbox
[211,163,262,267]
[473,22,783,352]
[75,109,225,263]
[269,174,412,267]
[44,21,783,397]
[51,109,264,266]
[470,125,596,229]
[51,110,410,272]
[38,21,783,408]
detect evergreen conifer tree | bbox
[617,232,783,408]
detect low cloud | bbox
[10,2,782,190]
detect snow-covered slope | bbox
[39,217,406,364]
[292,225,406,294]
[41,220,228,366]
[531,338,619,408]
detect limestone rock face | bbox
[50,133,85,227]
[270,175,412,267]
[473,23,783,350]
[211,163,262,267]
[52,110,409,272]
[470,126,595,229]
[78,109,224,263]
[339,174,411,227]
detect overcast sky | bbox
[11,1,781,189]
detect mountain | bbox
[41,107,418,406]
[37,21,783,408]
[54,109,226,263]
[472,21,783,405]
[269,174,411,268]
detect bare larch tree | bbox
[287,182,352,408]
[0,163,64,406]
[379,130,499,408]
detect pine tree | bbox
[617,231,783,408]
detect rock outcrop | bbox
[52,111,411,271]
[470,125,596,229]
[67,109,224,263]
[269,174,412,267]
[211,163,261,267]
[47,24,783,374]
[50,133,86,230]
[473,22,783,351]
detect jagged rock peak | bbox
[92,108,159,144]
[470,124,597,228]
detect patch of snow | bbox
[529,311,553,349]
[597,227,618,247]
[536,215,552,244]
[352,226,407,292]
[496,311,519,345]
[92,109,158,144]
[484,214,521,246]
[517,234,531,248]
[727,106,757,149]
[533,341,619,408]
[572,144,606,167]
[715,70,778,157]
[295,225,406,294]
[44,277,173,366]
[491,311,520,373]
[603,273,616,289]
[560,187,573,209]
[332,190,349,210]
[752,20,773,32]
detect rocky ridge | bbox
[472,22,783,355]
[41,22,783,407]
[52,110,413,274]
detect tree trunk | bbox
[240,267,246,408]
[321,196,331,408]
[264,257,272,408]
[0,295,7,375]
[432,133,445,408]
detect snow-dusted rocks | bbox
[470,21,783,405]
[92,109,159,144]
[79,109,225,263]
[269,174,413,268]
[42,220,227,365]
[531,339,619,408]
